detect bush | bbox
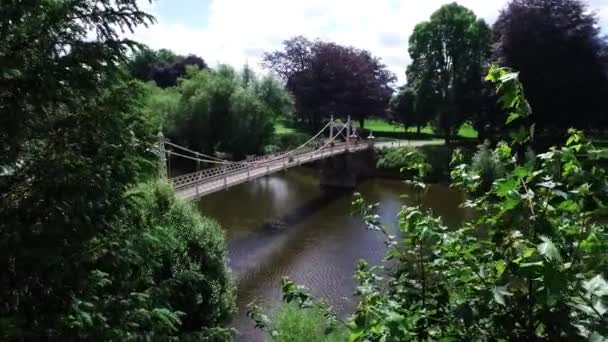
[62,180,235,340]
[376,145,455,181]
[271,304,347,342]
[470,141,505,192]
[270,132,313,151]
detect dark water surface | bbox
[197,167,467,341]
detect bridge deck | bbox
[173,142,369,200]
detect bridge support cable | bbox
[163,140,229,163]
[262,120,333,162]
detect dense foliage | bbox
[160,65,292,159]
[264,36,395,130]
[0,1,235,339]
[407,3,491,140]
[64,181,234,340]
[493,0,608,133]
[127,47,208,88]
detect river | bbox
[196,166,467,341]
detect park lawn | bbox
[355,118,478,139]
[457,123,478,139]
[274,121,296,134]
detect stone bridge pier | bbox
[319,148,376,189]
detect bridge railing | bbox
[172,139,377,192]
[171,141,367,190]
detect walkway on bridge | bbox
[159,116,443,200]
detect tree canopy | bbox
[264,36,395,130]
[127,47,208,88]
[162,65,291,159]
[407,3,491,140]
[492,0,608,132]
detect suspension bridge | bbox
[160,116,439,200]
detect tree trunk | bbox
[359,117,365,129]
[417,124,421,135]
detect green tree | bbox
[126,46,177,81]
[407,3,491,141]
[1,1,235,339]
[388,87,418,132]
[167,65,279,159]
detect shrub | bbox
[470,141,505,192]
[62,181,235,340]
[376,145,455,181]
[271,304,347,342]
[270,132,313,151]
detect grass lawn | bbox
[457,123,478,139]
[274,121,296,134]
[275,117,479,139]
[353,118,478,139]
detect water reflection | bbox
[197,167,467,341]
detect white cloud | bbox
[132,0,608,84]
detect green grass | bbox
[457,122,478,139]
[354,118,478,139]
[274,121,297,134]
[275,117,479,139]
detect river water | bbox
[196,167,467,341]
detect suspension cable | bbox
[165,150,238,165]
[260,120,332,162]
[164,140,227,162]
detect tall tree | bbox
[407,3,491,140]
[264,36,395,130]
[492,0,608,133]
[389,87,418,132]
[0,1,235,339]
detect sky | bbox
[132,0,608,84]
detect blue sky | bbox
[133,0,608,83]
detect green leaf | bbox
[493,285,513,306]
[589,332,607,342]
[495,260,507,277]
[513,166,529,179]
[496,178,518,197]
[580,232,601,253]
[584,275,608,297]
[506,112,520,124]
[558,200,578,213]
[537,236,562,264]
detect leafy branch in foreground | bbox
[247,278,345,340]
[348,66,608,341]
